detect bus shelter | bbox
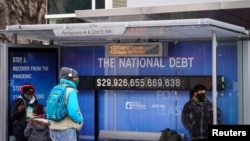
[0,18,249,141]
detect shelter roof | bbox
[0,18,248,45]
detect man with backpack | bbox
[48,67,83,141]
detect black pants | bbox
[13,124,28,141]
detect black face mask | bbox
[197,93,205,101]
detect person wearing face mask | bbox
[10,83,38,141]
[181,84,221,141]
[49,67,83,141]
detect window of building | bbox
[48,0,105,14]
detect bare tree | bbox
[0,0,46,44]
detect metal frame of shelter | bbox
[0,18,249,141]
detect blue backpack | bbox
[46,84,71,121]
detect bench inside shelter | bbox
[99,130,185,141]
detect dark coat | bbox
[10,94,38,126]
[181,97,221,140]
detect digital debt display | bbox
[79,76,225,91]
[108,42,163,57]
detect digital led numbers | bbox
[96,76,186,90]
[79,76,225,91]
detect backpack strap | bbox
[64,87,74,105]
[60,83,73,105]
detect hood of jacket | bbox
[59,78,77,89]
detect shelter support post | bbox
[0,45,8,141]
[212,30,218,125]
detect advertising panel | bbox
[8,45,59,140]
[8,46,59,106]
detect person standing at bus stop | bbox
[24,103,51,141]
[10,83,38,141]
[181,84,221,141]
[49,67,83,141]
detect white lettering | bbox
[97,57,196,68]
[212,129,247,136]
[98,58,115,68]
[169,57,194,68]
[139,58,145,67]
[12,57,27,63]
[35,94,45,99]
[13,66,30,71]
[13,74,32,79]
[119,58,165,68]
[30,66,41,71]
[12,86,22,91]
[98,58,103,67]
[42,66,49,71]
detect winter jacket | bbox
[181,97,221,140]
[24,118,51,141]
[49,78,83,131]
[10,94,38,127]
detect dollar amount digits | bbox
[95,77,185,90]
[79,75,224,90]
